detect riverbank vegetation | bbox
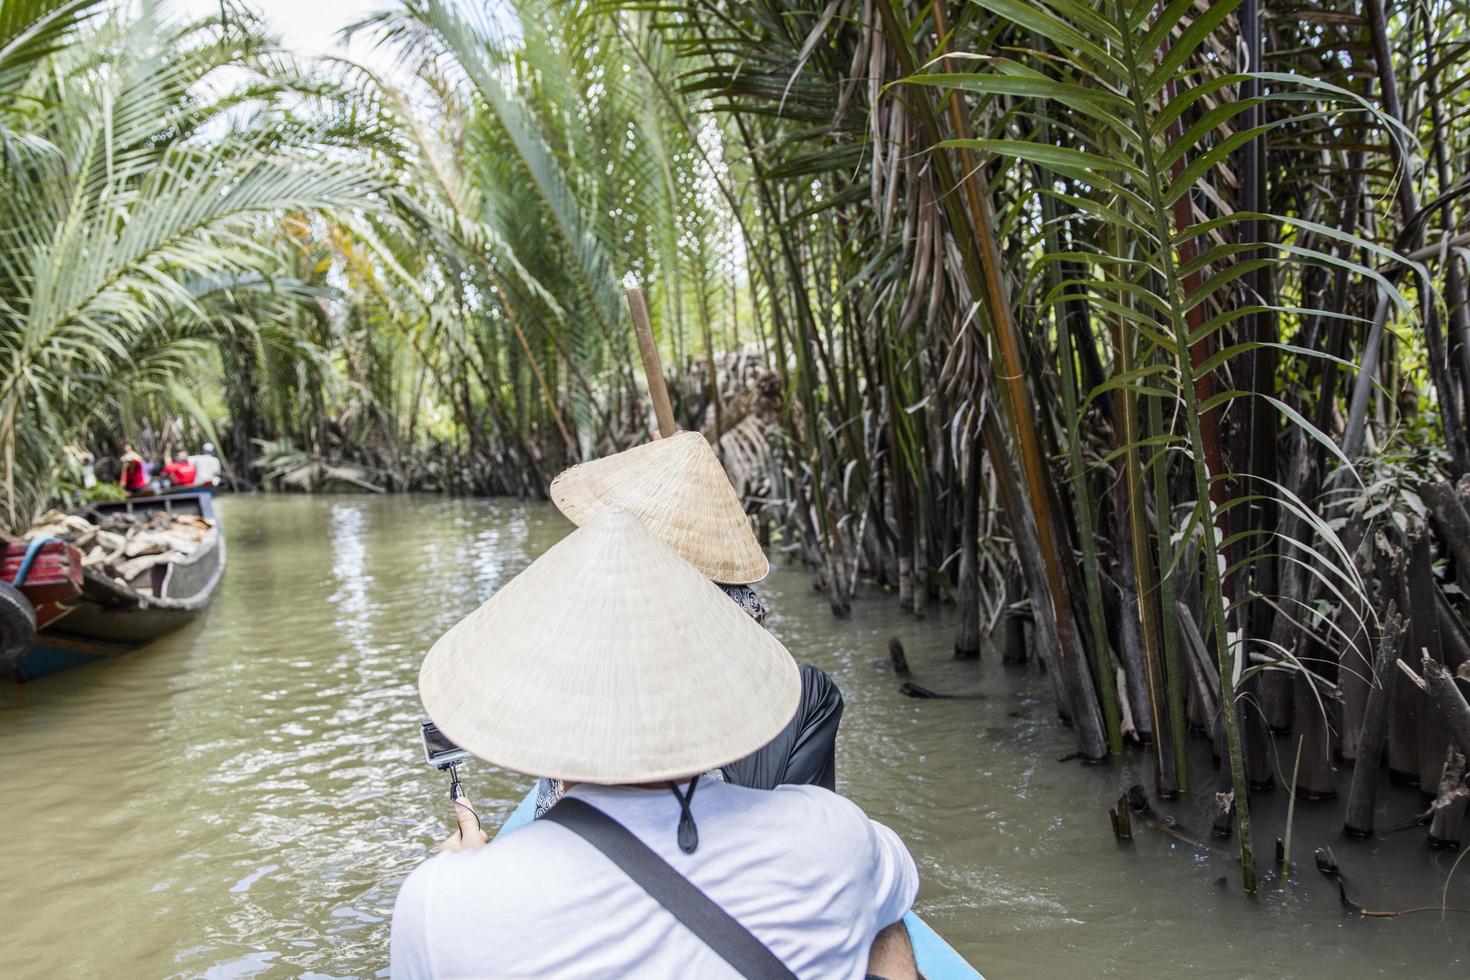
[5,0,1470,894]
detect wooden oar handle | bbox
[626,286,677,438]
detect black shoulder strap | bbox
[542,797,798,980]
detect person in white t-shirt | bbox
[189,442,221,486]
[391,508,920,979]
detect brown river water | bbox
[2,495,1468,978]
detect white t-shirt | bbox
[190,454,220,484]
[390,780,918,979]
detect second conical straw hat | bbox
[418,507,800,784]
[550,431,768,584]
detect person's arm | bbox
[862,817,921,978]
[866,921,919,980]
[867,819,919,927]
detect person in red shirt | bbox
[119,445,148,492]
[160,450,197,487]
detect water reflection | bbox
[0,495,1465,977]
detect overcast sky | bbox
[176,0,386,57]
[169,0,522,82]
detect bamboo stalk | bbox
[1124,6,1257,891]
[626,286,677,439]
[1109,259,1176,793]
[1035,134,1123,752]
[1147,386,1189,789]
[887,0,1106,759]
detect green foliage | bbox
[6,0,1468,900]
[0,3,382,531]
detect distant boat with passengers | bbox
[0,491,225,682]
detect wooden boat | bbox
[495,786,982,978]
[127,478,220,499]
[2,492,225,681]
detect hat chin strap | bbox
[667,774,701,853]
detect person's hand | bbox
[436,796,489,853]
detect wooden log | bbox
[1427,746,1468,849]
[626,286,677,439]
[1263,442,1319,736]
[888,638,911,677]
[1421,478,1470,585]
[898,681,987,700]
[1402,653,1470,847]
[1243,678,1277,791]
[911,533,926,619]
[1408,523,1449,790]
[1111,516,1153,742]
[1109,790,1133,840]
[1414,656,1470,758]
[991,572,1029,665]
[1339,601,1373,764]
[1119,783,1229,853]
[1387,669,1422,786]
[1177,601,1222,734]
[1345,606,1404,837]
[1435,584,1470,672]
[1259,663,1294,734]
[954,447,982,659]
[1212,703,1238,839]
[1291,661,1337,799]
[1185,657,1208,733]
[1337,542,1381,764]
[1001,609,1028,665]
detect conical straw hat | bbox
[550,431,768,584]
[418,507,800,784]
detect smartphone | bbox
[420,719,471,770]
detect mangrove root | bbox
[1315,847,1470,917]
[898,681,986,700]
[1345,605,1404,837]
[1109,790,1132,841]
[888,638,911,677]
[1107,784,1229,855]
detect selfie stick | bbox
[446,763,481,840]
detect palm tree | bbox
[576,0,1441,891]
[333,0,754,484]
[0,2,382,530]
[8,0,1466,894]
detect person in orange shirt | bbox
[160,450,197,487]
